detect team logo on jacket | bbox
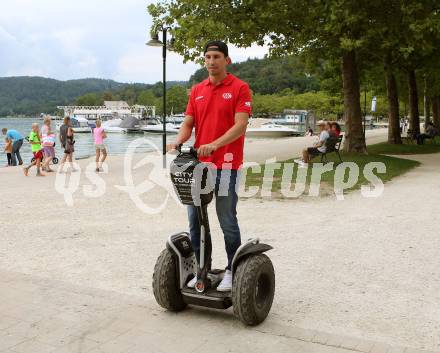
[222,93,232,99]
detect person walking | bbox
[1,128,24,166]
[23,123,44,176]
[58,117,76,173]
[93,120,107,172]
[41,116,56,172]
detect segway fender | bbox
[231,239,273,276]
[166,232,197,289]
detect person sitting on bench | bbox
[330,122,341,137]
[294,121,330,168]
[417,122,438,145]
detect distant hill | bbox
[0,77,132,116]
[0,56,320,116]
[189,56,320,95]
[0,77,184,117]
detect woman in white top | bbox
[41,116,56,172]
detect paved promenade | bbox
[0,269,433,353]
[1,132,439,352]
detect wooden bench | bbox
[403,129,417,144]
[424,134,438,144]
[320,134,343,164]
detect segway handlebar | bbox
[175,144,198,157]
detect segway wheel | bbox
[232,254,275,326]
[152,249,187,312]
[53,157,59,164]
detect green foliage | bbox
[252,91,343,118]
[75,93,102,106]
[167,85,188,114]
[137,90,157,106]
[190,56,320,95]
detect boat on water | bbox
[101,118,122,133]
[102,116,142,133]
[56,116,91,133]
[271,110,309,126]
[167,113,185,128]
[140,118,180,134]
[246,123,299,138]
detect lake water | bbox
[0,117,167,166]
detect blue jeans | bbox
[187,169,241,270]
[11,139,23,166]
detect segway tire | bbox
[53,157,59,164]
[152,249,187,312]
[232,253,275,326]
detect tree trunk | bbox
[407,69,420,135]
[423,76,430,129]
[342,50,366,153]
[432,96,440,130]
[384,55,401,144]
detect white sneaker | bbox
[298,162,308,169]
[294,158,304,164]
[217,270,232,292]
[187,275,197,288]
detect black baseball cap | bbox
[203,40,229,57]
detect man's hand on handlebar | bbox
[166,143,180,153]
[197,143,218,157]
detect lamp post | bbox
[146,26,173,168]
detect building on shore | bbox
[57,101,155,121]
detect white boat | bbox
[271,110,308,125]
[103,117,143,133]
[56,116,91,133]
[141,118,180,134]
[246,123,298,138]
[168,113,185,128]
[102,118,122,132]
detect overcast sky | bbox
[0,0,267,84]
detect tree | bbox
[148,0,381,153]
[102,91,114,101]
[137,90,157,106]
[397,1,440,135]
[166,85,188,114]
[76,93,101,106]
[190,56,320,94]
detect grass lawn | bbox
[243,138,440,198]
[243,152,420,198]
[367,140,440,155]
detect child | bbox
[4,137,12,166]
[41,116,56,172]
[24,123,45,176]
[93,119,107,172]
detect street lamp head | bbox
[146,33,163,47]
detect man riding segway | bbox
[167,40,252,291]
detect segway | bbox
[152,145,275,325]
